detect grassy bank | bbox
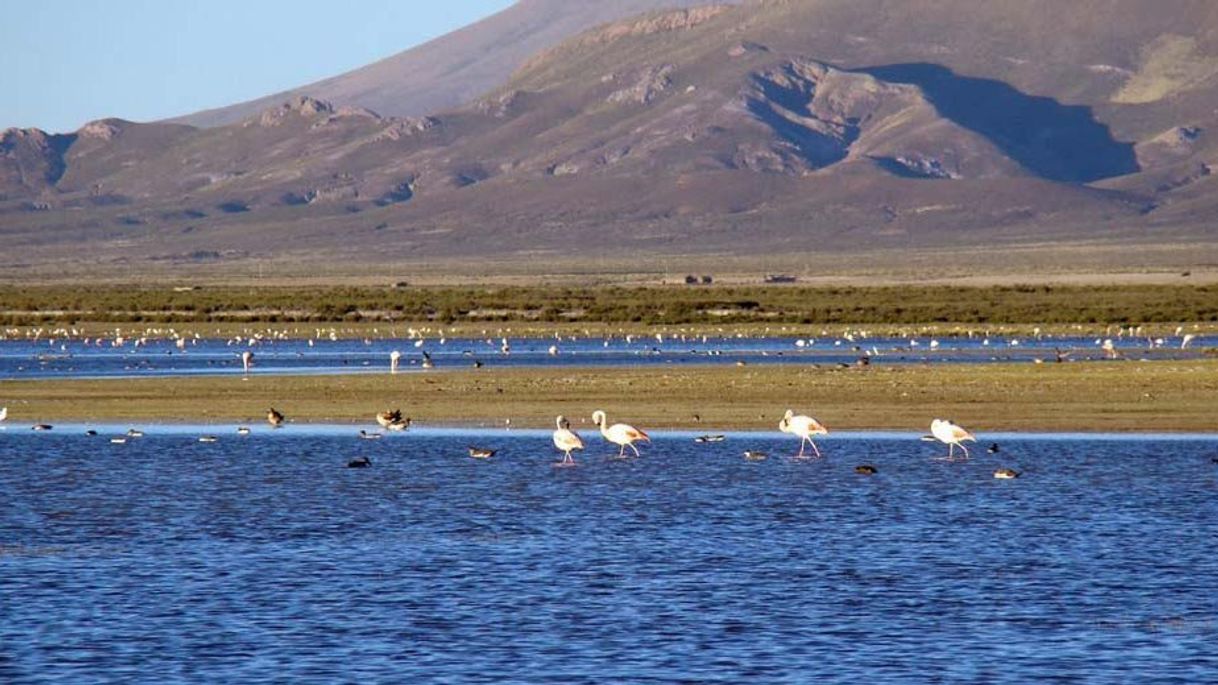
[2,283,1216,327]
[3,361,1216,432]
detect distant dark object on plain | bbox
[764,275,797,284]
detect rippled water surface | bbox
[2,430,1217,683]
[2,334,1212,379]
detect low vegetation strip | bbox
[0,284,1216,326]
[3,361,1216,432]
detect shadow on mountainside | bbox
[861,63,1138,183]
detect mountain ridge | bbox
[169,0,734,128]
[3,0,1217,278]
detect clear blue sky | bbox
[0,0,514,132]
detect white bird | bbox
[592,410,650,458]
[779,409,828,459]
[552,415,584,467]
[1182,334,1196,349]
[241,350,254,374]
[390,350,402,374]
[930,419,976,459]
[0,406,7,423]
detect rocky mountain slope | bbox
[172,0,731,128]
[3,0,1218,275]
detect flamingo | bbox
[552,415,584,466]
[390,350,402,374]
[592,410,649,458]
[779,409,828,458]
[241,350,254,374]
[930,419,976,459]
[267,408,285,428]
[0,406,7,423]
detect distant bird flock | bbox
[4,323,1209,481]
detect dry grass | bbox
[3,360,1217,432]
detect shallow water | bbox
[2,430,1217,683]
[1,334,1211,379]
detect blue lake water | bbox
[1,334,1212,379]
[2,429,1216,683]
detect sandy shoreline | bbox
[3,361,1217,433]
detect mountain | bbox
[172,0,732,128]
[3,0,1218,278]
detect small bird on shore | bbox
[241,350,254,374]
[390,350,402,374]
[779,409,828,459]
[376,409,404,429]
[347,457,372,468]
[468,446,496,459]
[422,351,435,370]
[592,410,650,458]
[930,419,976,459]
[993,468,1021,479]
[553,415,584,467]
[855,465,878,475]
[267,408,285,428]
